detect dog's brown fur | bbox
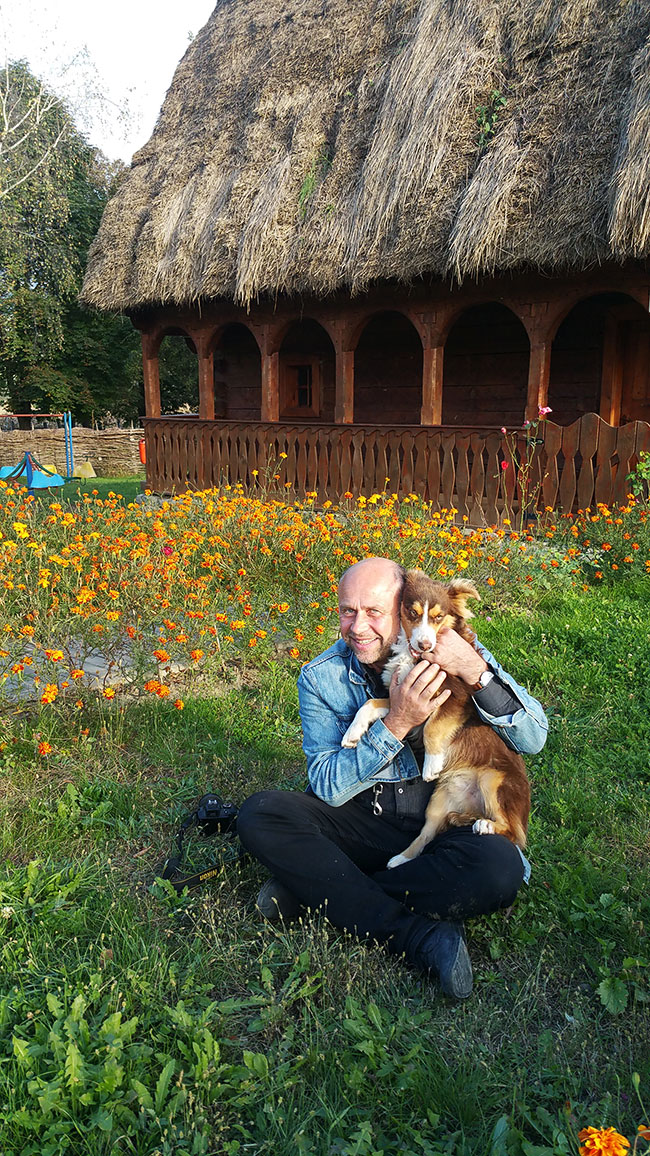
[341,570,531,866]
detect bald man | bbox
[237,557,547,999]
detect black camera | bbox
[159,792,240,891]
[194,793,239,836]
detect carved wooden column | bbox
[421,344,444,425]
[141,332,161,418]
[526,341,551,421]
[417,309,449,425]
[335,349,354,424]
[195,334,215,421]
[259,326,280,422]
[525,304,553,422]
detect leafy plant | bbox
[626,451,650,501]
[476,88,508,150]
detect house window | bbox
[296,364,312,409]
[280,359,320,417]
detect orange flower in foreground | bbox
[153,648,170,662]
[37,741,52,756]
[578,1126,630,1156]
[173,698,184,710]
[40,684,58,704]
[103,687,116,699]
[289,647,300,659]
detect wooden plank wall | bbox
[143,415,650,521]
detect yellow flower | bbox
[578,1126,630,1156]
[103,687,116,699]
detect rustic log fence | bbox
[143,414,650,521]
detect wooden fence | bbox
[143,413,650,521]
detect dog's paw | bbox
[422,752,444,782]
[387,852,410,869]
[341,724,363,748]
[473,818,496,836]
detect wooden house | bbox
[82,0,650,511]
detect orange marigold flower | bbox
[277,602,289,613]
[486,577,496,586]
[40,684,58,704]
[190,649,204,661]
[71,669,84,679]
[173,698,184,710]
[157,685,170,698]
[103,687,116,699]
[37,741,52,756]
[144,679,161,693]
[44,649,64,662]
[578,1126,630,1156]
[289,647,300,659]
[153,649,170,662]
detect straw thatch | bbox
[82,0,650,311]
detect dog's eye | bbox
[434,614,443,622]
[407,609,418,620]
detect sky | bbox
[0,0,217,162]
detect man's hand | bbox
[383,661,451,741]
[431,627,488,687]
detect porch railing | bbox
[143,413,650,520]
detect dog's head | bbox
[399,571,480,660]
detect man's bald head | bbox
[337,557,405,669]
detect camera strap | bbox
[160,793,240,893]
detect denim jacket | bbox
[297,638,548,807]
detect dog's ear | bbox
[446,579,480,620]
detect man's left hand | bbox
[431,627,488,687]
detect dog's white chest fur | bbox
[381,629,417,689]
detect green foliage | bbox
[627,451,650,501]
[298,145,332,219]
[158,334,199,414]
[476,89,508,150]
[0,60,143,422]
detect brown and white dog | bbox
[341,570,530,869]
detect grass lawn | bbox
[60,474,145,505]
[0,480,649,1156]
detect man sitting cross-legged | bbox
[237,557,548,999]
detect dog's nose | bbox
[417,640,434,652]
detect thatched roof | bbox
[82,0,650,311]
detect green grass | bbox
[1,492,649,1155]
[63,474,144,505]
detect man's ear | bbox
[446,579,480,620]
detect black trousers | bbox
[237,781,526,960]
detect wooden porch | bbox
[143,412,650,521]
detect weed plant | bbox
[0,479,649,1155]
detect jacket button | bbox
[398,787,404,794]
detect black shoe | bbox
[256,878,304,923]
[411,921,473,999]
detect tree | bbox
[0,59,144,425]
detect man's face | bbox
[338,564,401,669]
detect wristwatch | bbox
[471,669,494,693]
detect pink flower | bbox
[162,545,173,557]
[538,406,552,416]
[501,427,507,434]
[501,461,509,471]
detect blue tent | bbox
[0,452,65,490]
